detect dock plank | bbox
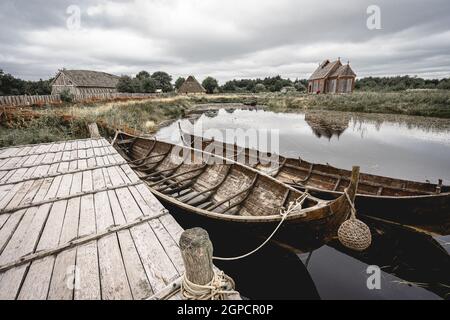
[0,138,231,300]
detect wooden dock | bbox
[0,138,193,300]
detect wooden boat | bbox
[179,128,450,234]
[112,131,360,241]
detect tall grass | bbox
[261,91,450,118]
[0,114,89,148]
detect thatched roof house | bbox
[307,59,356,94]
[51,69,120,95]
[178,75,206,94]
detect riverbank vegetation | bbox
[259,90,450,118]
[1,90,449,148]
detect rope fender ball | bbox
[338,189,372,251]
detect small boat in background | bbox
[113,131,360,242]
[179,128,450,235]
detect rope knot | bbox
[181,270,237,300]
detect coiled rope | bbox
[179,193,310,300]
[181,270,239,300]
[212,192,309,261]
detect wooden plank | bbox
[0,214,9,230]
[0,264,28,300]
[74,241,101,300]
[78,195,96,237]
[46,170,81,300]
[12,164,53,207]
[105,170,153,299]
[104,164,179,293]
[75,163,100,299]
[47,197,80,299]
[16,200,67,299]
[0,204,51,299]
[127,184,184,274]
[127,221,179,293]
[0,210,26,255]
[94,166,133,299]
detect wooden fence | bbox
[0,92,162,107]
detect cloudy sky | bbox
[1,0,450,83]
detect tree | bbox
[60,89,73,102]
[116,75,135,93]
[136,70,150,80]
[175,77,185,90]
[294,80,306,92]
[202,77,219,94]
[221,81,236,92]
[151,71,173,92]
[141,77,158,93]
[254,83,266,93]
[131,78,142,93]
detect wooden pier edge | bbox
[148,227,241,300]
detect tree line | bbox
[0,69,52,95]
[1,68,450,95]
[355,76,450,91]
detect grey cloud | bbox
[1,0,450,82]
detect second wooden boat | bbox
[113,131,360,242]
[179,128,450,234]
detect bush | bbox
[255,83,266,93]
[60,89,74,103]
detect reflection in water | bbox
[157,108,450,183]
[154,107,450,300]
[304,111,350,139]
[167,203,449,300]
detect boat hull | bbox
[181,131,450,234]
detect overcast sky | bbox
[1,0,450,83]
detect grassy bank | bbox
[0,114,90,148]
[0,95,239,147]
[1,90,449,147]
[259,90,450,118]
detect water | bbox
[157,108,450,184]
[155,107,450,300]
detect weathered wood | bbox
[88,123,101,138]
[0,137,214,300]
[182,132,450,232]
[0,180,143,215]
[114,131,353,228]
[0,160,127,187]
[179,227,214,286]
[0,210,169,274]
[17,200,67,300]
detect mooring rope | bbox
[344,188,357,219]
[212,192,309,261]
[181,270,239,300]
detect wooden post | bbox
[179,227,214,286]
[88,123,101,138]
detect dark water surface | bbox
[156,108,450,300]
[158,108,450,183]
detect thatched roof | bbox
[178,75,206,93]
[54,70,120,88]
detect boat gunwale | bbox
[181,130,450,199]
